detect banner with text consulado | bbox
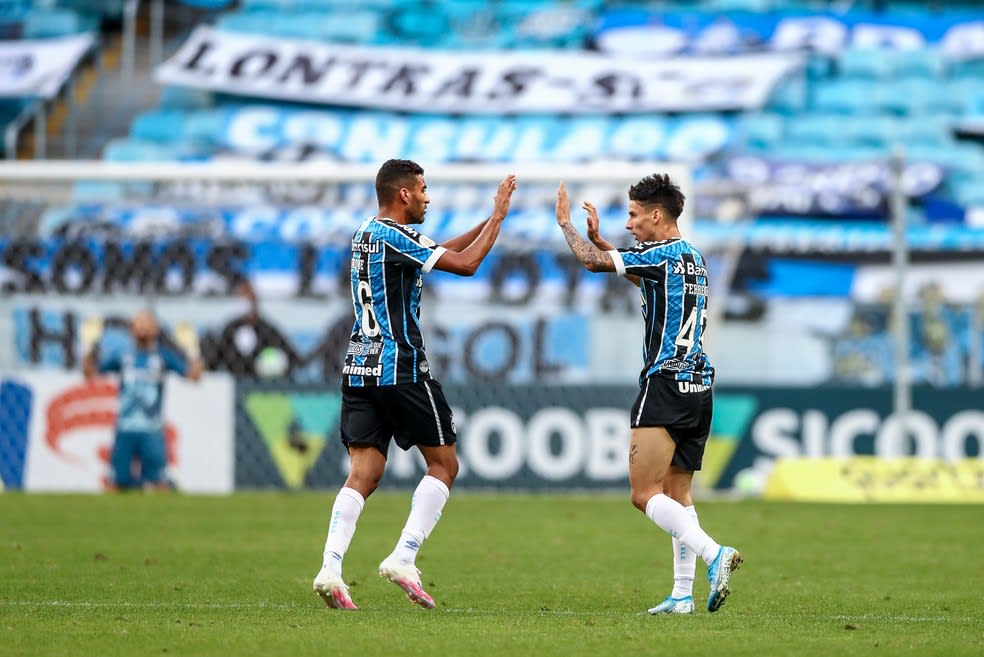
[232,383,984,493]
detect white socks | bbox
[671,505,699,598]
[392,475,451,564]
[645,494,720,565]
[321,487,365,576]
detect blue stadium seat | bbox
[130,111,187,144]
[785,114,845,146]
[182,111,227,149]
[22,8,88,38]
[890,48,943,79]
[948,57,984,80]
[838,48,895,79]
[811,79,876,115]
[878,79,964,116]
[896,116,955,148]
[951,179,984,208]
[103,138,185,161]
[767,143,843,163]
[159,86,214,111]
[765,75,807,115]
[840,116,899,149]
[735,113,784,152]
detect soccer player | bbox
[82,310,203,490]
[312,159,517,610]
[555,174,742,614]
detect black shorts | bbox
[630,376,713,472]
[340,380,457,456]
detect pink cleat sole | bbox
[316,586,358,610]
[386,576,435,609]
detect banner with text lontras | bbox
[156,26,803,113]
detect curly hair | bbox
[628,173,685,220]
[375,159,424,204]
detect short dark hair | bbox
[628,173,685,220]
[375,159,424,204]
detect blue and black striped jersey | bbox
[98,345,187,433]
[607,238,715,386]
[343,217,447,387]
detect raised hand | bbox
[492,174,517,220]
[584,201,601,242]
[556,182,570,225]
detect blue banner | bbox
[128,107,734,163]
[594,10,984,60]
[718,156,944,218]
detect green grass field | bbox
[1,493,980,657]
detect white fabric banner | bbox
[0,33,94,99]
[19,371,235,493]
[156,26,803,113]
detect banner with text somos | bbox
[156,27,804,113]
[0,34,93,99]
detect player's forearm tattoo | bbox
[561,223,611,270]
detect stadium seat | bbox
[811,79,876,115]
[158,86,214,111]
[735,113,784,152]
[838,48,895,79]
[878,79,964,116]
[896,116,955,148]
[22,8,88,38]
[785,114,845,147]
[102,138,186,161]
[130,111,187,144]
[890,48,943,79]
[840,116,899,149]
[765,75,808,115]
[182,111,228,149]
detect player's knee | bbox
[345,471,382,497]
[427,458,458,488]
[630,486,662,513]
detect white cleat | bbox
[378,555,436,609]
[313,567,357,610]
[648,595,696,615]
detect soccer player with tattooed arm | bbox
[312,159,517,610]
[555,173,743,614]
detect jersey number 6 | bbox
[357,280,381,338]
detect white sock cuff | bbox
[420,475,450,500]
[644,493,665,520]
[338,487,366,510]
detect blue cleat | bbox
[706,547,743,612]
[647,595,695,615]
